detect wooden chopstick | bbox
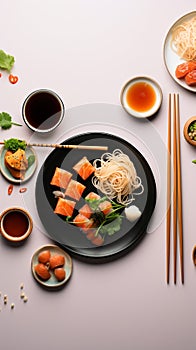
[175,93,184,284]
[0,141,108,151]
[166,93,171,284]
[173,94,177,284]
[166,93,184,284]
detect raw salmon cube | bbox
[54,197,76,217]
[98,200,112,215]
[73,214,94,232]
[85,192,100,201]
[79,204,92,219]
[73,156,95,180]
[50,167,72,189]
[65,179,86,201]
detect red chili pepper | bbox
[8,74,18,84]
[19,187,27,193]
[8,184,13,195]
[0,73,2,78]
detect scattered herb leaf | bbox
[28,155,35,167]
[0,112,22,129]
[0,50,15,72]
[4,138,27,152]
[192,160,196,164]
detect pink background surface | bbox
[1,1,196,349]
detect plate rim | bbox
[35,131,157,263]
[163,10,196,92]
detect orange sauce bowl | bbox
[0,207,33,244]
[120,76,162,118]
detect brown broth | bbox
[126,82,156,112]
[24,91,62,130]
[3,211,29,237]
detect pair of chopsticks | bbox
[0,141,108,151]
[166,93,184,284]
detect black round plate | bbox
[35,132,156,262]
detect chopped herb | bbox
[0,49,15,72]
[4,138,27,152]
[0,112,22,130]
[192,160,196,164]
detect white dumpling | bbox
[125,205,141,222]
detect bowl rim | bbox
[120,76,163,118]
[0,207,33,242]
[22,88,65,133]
[183,116,196,146]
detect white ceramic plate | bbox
[163,11,196,92]
[31,244,73,288]
[0,146,37,183]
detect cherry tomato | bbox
[8,74,18,84]
[19,187,27,193]
[8,184,13,195]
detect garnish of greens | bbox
[0,50,15,72]
[67,196,125,238]
[4,138,27,151]
[0,112,22,129]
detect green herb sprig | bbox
[4,138,27,152]
[0,112,22,130]
[0,50,15,72]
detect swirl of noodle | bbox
[92,149,144,205]
[170,16,196,61]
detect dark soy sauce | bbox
[3,211,29,237]
[24,91,62,130]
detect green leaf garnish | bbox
[192,160,196,164]
[0,50,15,72]
[4,138,27,152]
[0,112,22,129]
[28,155,35,167]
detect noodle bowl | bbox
[92,149,144,205]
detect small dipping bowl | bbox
[120,76,162,118]
[22,89,65,134]
[183,116,196,146]
[0,207,33,244]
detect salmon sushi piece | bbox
[175,61,196,79]
[54,197,76,217]
[73,214,94,232]
[185,69,196,86]
[64,179,86,201]
[79,203,92,219]
[85,192,100,201]
[50,167,72,189]
[73,156,95,180]
[86,229,104,246]
[98,200,112,215]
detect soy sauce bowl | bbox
[0,207,33,244]
[22,89,65,134]
[120,76,162,118]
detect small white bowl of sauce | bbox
[0,207,33,244]
[120,76,162,118]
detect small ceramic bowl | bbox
[22,89,65,134]
[120,76,162,118]
[0,207,33,243]
[183,116,196,146]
